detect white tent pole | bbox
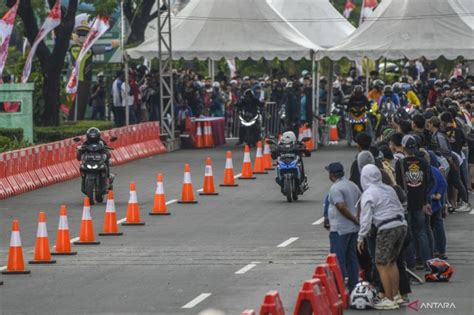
[365,59,370,94]
[311,52,316,115]
[315,60,321,116]
[121,0,130,126]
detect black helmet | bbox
[383,85,393,95]
[373,79,384,89]
[392,83,402,94]
[434,79,443,87]
[354,85,364,94]
[244,89,254,98]
[442,97,453,108]
[86,127,101,143]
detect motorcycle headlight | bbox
[92,165,98,169]
[86,164,92,169]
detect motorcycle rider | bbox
[271,131,311,190]
[77,127,114,186]
[368,79,384,103]
[236,89,263,146]
[379,85,400,111]
[348,85,369,111]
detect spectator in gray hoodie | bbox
[357,164,407,310]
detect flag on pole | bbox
[226,58,237,78]
[21,0,62,83]
[66,16,110,94]
[343,0,355,19]
[0,0,19,80]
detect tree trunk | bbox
[41,70,61,125]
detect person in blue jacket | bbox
[429,161,448,260]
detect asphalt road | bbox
[0,144,473,314]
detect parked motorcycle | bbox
[268,137,310,202]
[239,109,262,147]
[73,136,117,204]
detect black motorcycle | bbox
[269,137,310,202]
[239,109,261,147]
[73,136,116,204]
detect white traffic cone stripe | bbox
[156,182,164,194]
[205,165,213,176]
[196,126,202,136]
[82,206,92,220]
[10,231,22,247]
[37,222,48,237]
[264,143,271,154]
[184,172,192,184]
[58,216,69,230]
[225,158,233,169]
[243,152,251,163]
[256,147,263,157]
[106,199,116,213]
[129,191,138,203]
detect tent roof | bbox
[268,0,355,48]
[320,0,474,60]
[128,0,321,61]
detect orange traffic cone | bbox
[203,121,215,147]
[263,138,275,170]
[178,164,198,203]
[74,197,100,245]
[2,220,31,274]
[253,140,268,174]
[329,125,339,142]
[29,212,56,264]
[239,145,256,180]
[195,122,204,148]
[149,174,171,215]
[99,191,123,235]
[220,151,239,187]
[304,125,315,150]
[52,205,77,255]
[122,182,145,226]
[200,157,219,195]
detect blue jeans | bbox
[430,211,447,255]
[329,232,338,254]
[406,210,432,268]
[334,232,359,291]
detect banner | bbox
[0,0,19,80]
[226,58,237,78]
[21,0,62,83]
[66,16,110,94]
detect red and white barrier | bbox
[0,122,167,199]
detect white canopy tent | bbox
[320,0,474,60]
[268,0,355,48]
[127,0,321,61]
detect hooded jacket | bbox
[358,165,407,242]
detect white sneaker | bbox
[457,202,471,213]
[393,294,404,305]
[374,297,400,310]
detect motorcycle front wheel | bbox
[85,175,96,205]
[284,177,293,203]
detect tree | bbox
[6,0,116,126]
[124,0,167,45]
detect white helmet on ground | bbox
[281,131,297,145]
[350,281,375,310]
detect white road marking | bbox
[70,237,80,243]
[235,262,260,274]
[312,217,325,225]
[196,188,204,192]
[166,199,178,205]
[117,218,127,224]
[0,265,6,271]
[234,173,242,179]
[470,209,474,214]
[276,237,299,248]
[115,199,178,224]
[181,293,212,309]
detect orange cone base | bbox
[254,171,268,174]
[51,251,77,256]
[239,176,256,180]
[0,281,3,285]
[265,167,275,170]
[98,232,123,236]
[122,222,145,226]
[29,259,56,264]
[199,192,219,196]
[2,270,31,275]
[149,212,171,216]
[220,183,239,187]
[178,200,198,204]
[73,241,100,245]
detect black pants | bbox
[448,162,468,204]
[113,107,125,127]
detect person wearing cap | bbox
[395,135,432,270]
[326,162,361,292]
[90,72,106,120]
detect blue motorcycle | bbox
[269,138,310,202]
